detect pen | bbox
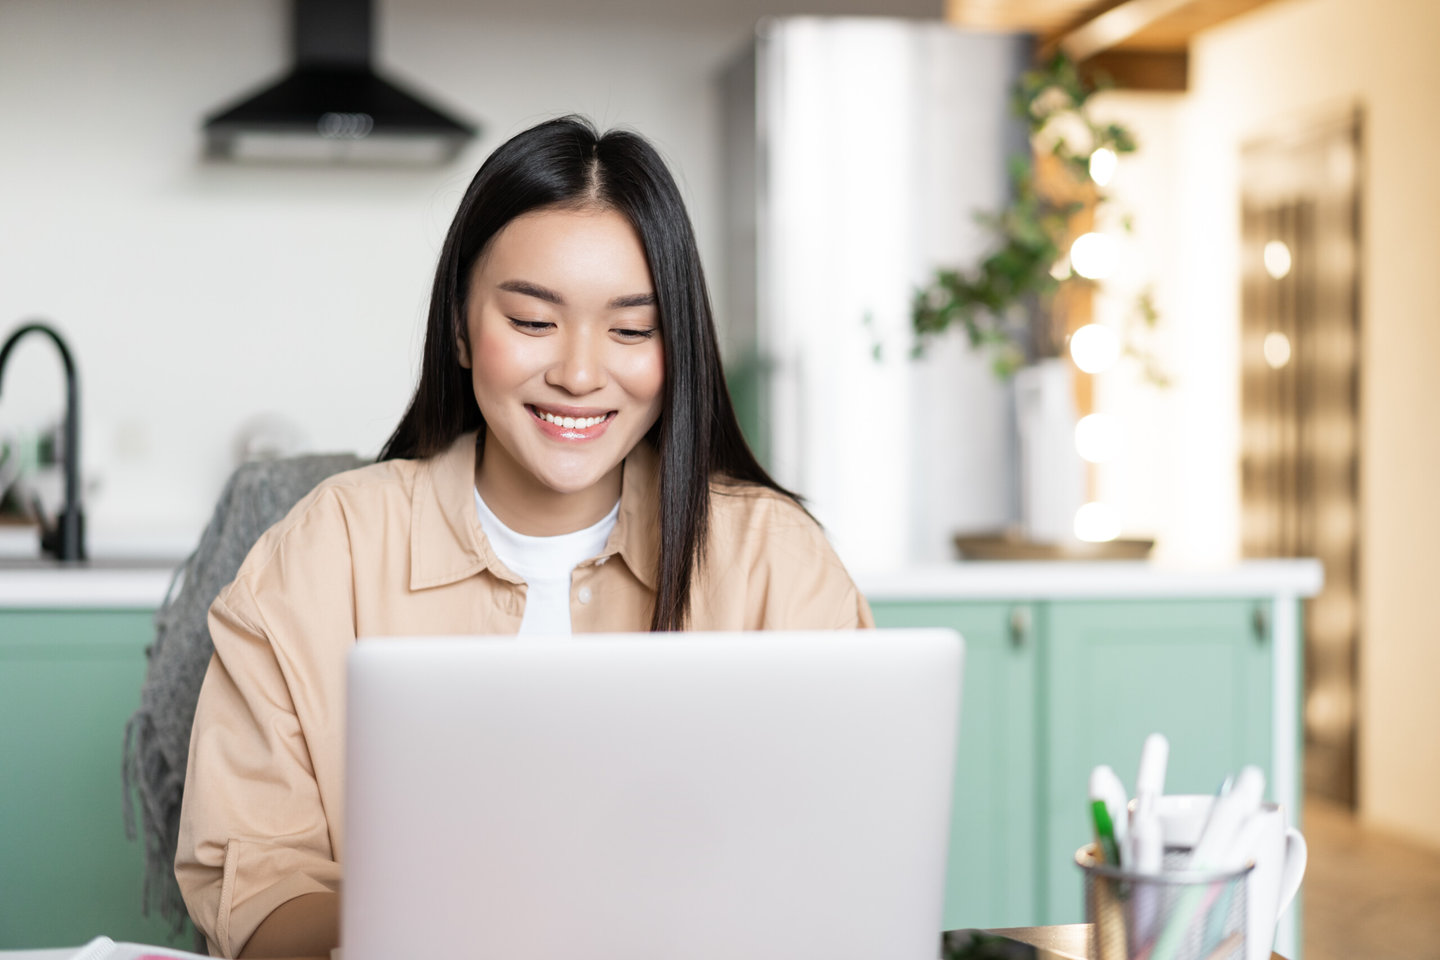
[1089,764,1130,858]
[1152,766,1266,960]
[1132,734,1167,862]
[1200,931,1243,960]
[1190,765,1264,869]
[1130,796,1163,948]
[1134,734,1169,807]
[1129,736,1168,952]
[1090,799,1122,867]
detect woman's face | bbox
[461,205,665,528]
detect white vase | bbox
[1013,358,1085,544]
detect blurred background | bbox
[1,0,1437,956]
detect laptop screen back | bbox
[342,629,963,960]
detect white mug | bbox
[1151,795,1307,960]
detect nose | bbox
[544,327,607,395]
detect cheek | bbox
[620,343,666,406]
[471,326,528,390]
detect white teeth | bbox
[539,410,606,429]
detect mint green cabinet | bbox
[1041,600,1272,923]
[0,609,191,950]
[0,595,1290,949]
[870,595,1279,932]
[869,601,1039,930]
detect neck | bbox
[475,457,622,537]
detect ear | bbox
[456,329,472,369]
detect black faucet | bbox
[0,321,86,561]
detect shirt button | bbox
[578,586,593,604]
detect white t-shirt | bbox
[473,488,619,636]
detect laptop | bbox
[342,629,963,960]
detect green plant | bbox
[910,54,1151,378]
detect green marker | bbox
[1090,799,1122,866]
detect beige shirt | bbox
[176,432,873,957]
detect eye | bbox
[613,327,657,341]
[509,318,553,334]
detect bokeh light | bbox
[1263,331,1292,369]
[1075,413,1123,463]
[1069,323,1121,374]
[1089,147,1118,186]
[1070,232,1118,280]
[1264,240,1292,280]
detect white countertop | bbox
[855,558,1323,600]
[0,560,180,608]
[0,557,1322,610]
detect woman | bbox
[176,116,872,959]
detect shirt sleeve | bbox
[175,587,341,957]
[852,587,877,630]
[175,489,354,959]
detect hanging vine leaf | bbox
[909,53,1165,383]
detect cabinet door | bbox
[0,609,194,949]
[869,601,1038,930]
[1040,599,1272,924]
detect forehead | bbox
[472,206,653,294]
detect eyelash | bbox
[508,318,656,340]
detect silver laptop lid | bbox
[343,629,963,960]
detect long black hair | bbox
[379,115,794,631]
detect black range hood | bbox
[204,0,477,164]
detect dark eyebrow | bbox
[497,280,564,305]
[607,292,657,309]
[498,280,654,311]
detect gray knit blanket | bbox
[122,453,367,935]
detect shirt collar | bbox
[410,431,661,592]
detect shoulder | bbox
[704,479,846,580]
[700,479,871,630]
[227,458,420,589]
[707,478,822,542]
[272,457,416,536]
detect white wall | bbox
[1091,0,1440,848]
[0,0,938,553]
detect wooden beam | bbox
[947,0,1098,33]
[1035,0,1131,60]
[1039,0,1283,63]
[1079,49,1189,91]
[1121,0,1281,48]
[1055,0,1194,61]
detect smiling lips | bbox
[527,404,616,440]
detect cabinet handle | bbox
[1009,606,1031,648]
[1252,605,1270,644]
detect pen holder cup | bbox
[1076,843,1251,960]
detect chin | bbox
[530,463,618,497]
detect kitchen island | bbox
[859,558,1320,959]
[0,557,190,950]
[0,558,1320,954]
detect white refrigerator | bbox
[720,18,1030,573]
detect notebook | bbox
[342,629,963,960]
